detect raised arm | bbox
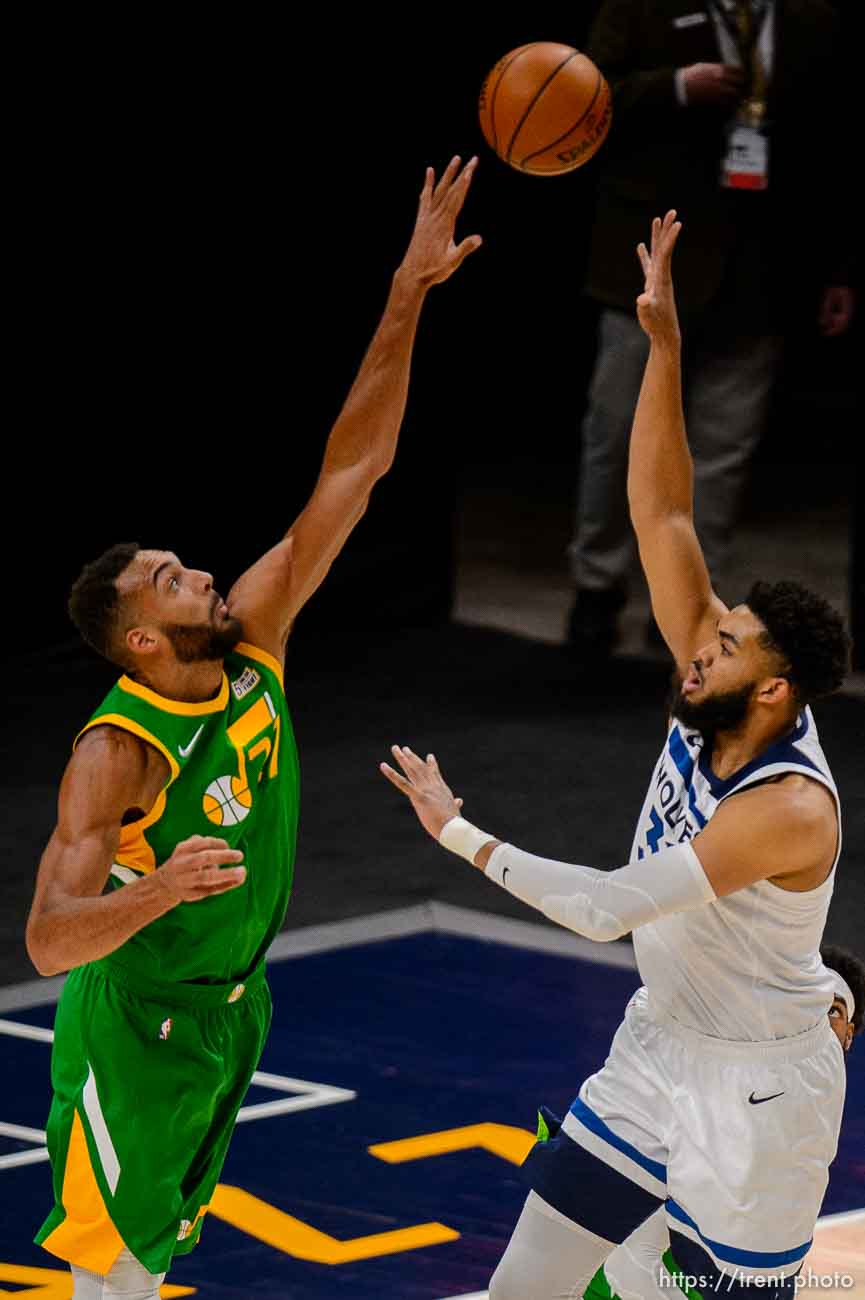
[25,727,247,976]
[225,156,482,659]
[627,211,728,674]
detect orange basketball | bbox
[478,42,612,176]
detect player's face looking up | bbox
[672,605,794,733]
[117,549,243,665]
[828,997,854,1053]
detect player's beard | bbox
[671,680,755,736]
[162,615,243,663]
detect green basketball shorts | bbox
[35,957,272,1275]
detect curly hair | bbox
[745,580,850,705]
[67,543,141,664]
[821,943,865,1036]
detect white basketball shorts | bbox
[537,987,845,1283]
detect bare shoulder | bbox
[695,773,838,895]
[67,724,169,818]
[226,536,294,662]
[771,772,837,826]
[725,774,836,829]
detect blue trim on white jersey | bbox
[666,1198,812,1267]
[695,711,821,800]
[569,1096,668,1184]
[668,727,695,783]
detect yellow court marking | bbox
[0,1263,194,1296]
[369,1123,535,1167]
[210,1184,458,1264]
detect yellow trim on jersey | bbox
[73,716,179,874]
[117,672,230,715]
[40,1109,125,1274]
[74,715,181,782]
[235,641,285,687]
[115,784,170,873]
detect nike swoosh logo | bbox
[748,1091,785,1105]
[178,724,205,758]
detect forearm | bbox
[627,338,693,525]
[442,820,713,942]
[320,269,427,480]
[26,874,178,976]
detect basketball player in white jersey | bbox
[582,944,863,1299]
[381,211,852,1297]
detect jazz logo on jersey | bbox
[203,774,253,826]
[232,667,261,701]
[159,1018,173,1040]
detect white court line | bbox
[0,1121,46,1143]
[0,904,637,1016]
[0,907,632,1176]
[0,1017,54,1042]
[0,1017,356,1171]
[814,1207,865,1228]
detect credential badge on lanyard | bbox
[711,0,772,190]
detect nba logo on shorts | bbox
[227,984,245,1004]
[177,1218,192,1241]
[159,1018,173,1040]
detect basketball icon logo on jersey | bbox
[159,1018,173,1040]
[203,775,253,827]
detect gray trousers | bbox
[568,308,783,595]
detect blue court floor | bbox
[1,908,863,1299]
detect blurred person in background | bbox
[566,0,855,666]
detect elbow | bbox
[541,893,627,943]
[369,449,395,483]
[25,922,64,978]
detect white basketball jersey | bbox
[630,707,841,1042]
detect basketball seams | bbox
[504,51,581,164]
[479,42,612,177]
[484,43,542,157]
[518,68,607,171]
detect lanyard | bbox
[708,0,771,99]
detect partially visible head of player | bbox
[821,943,865,1055]
[68,543,243,671]
[672,580,850,736]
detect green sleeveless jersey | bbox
[75,642,299,987]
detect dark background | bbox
[11,6,858,660]
[3,8,862,983]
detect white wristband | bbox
[439,816,497,864]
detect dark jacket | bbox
[584,0,843,323]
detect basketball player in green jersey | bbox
[24,155,481,1299]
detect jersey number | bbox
[226,691,281,793]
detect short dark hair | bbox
[68,543,141,664]
[821,943,865,1036]
[745,580,850,705]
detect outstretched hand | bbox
[399,156,483,288]
[380,745,464,840]
[636,210,683,345]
